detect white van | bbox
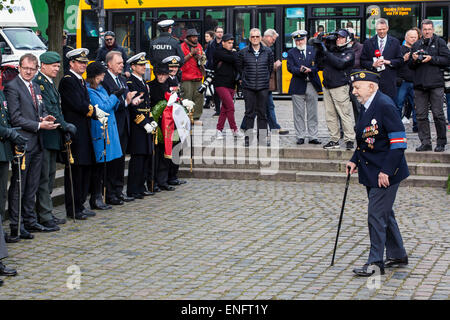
[0,0,47,66]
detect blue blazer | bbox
[360,35,402,101]
[87,84,123,163]
[287,45,322,95]
[350,91,409,187]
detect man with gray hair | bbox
[237,28,274,146]
[361,18,403,101]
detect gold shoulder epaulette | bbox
[64,75,71,78]
[127,81,132,84]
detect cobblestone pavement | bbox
[0,179,448,300]
[199,99,449,153]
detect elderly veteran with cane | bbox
[346,70,409,277]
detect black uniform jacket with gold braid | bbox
[350,90,409,187]
[127,74,154,155]
[0,91,13,162]
[33,71,69,151]
[58,72,97,165]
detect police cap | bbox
[292,30,308,40]
[350,70,380,84]
[162,55,181,67]
[157,19,175,29]
[40,51,61,64]
[66,48,90,63]
[127,52,147,65]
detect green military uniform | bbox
[33,59,72,223]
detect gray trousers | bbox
[366,183,407,266]
[292,83,319,140]
[0,162,9,260]
[36,149,62,221]
[414,87,447,146]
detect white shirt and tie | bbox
[377,36,386,55]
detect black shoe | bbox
[309,139,321,145]
[40,220,60,232]
[53,217,66,225]
[90,197,112,210]
[142,190,154,196]
[353,263,385,277]
[384,256,408,268]
[153,185,161,193]
[416,144,432,152]
[346,141,354,150]
[168,179,182,185]
[118,193,134,202]
[82,208,96,217]
[128,193,144,199]
[160,185,176,191]
[106,197,124,206]
[67,212,88,220]
[0,279,3,286]
[0,262,17,276]
[24,223,53,233]
[323,141,340,149]
[278,129,289,135]
[434,145,445,152]
[4,233,20,243]
[244,136,250,147]
[10,228,34,240]
[296,138,305,145]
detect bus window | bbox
[81,10,99,60]
[172,21,202,42]
[284,7,305,51]
[157,10,200,20]
[205,9,226,35]
[112,12,137,58]
[425,6,449,40]
[365,4,420,42]
[234,10,251,50]
[258,10,276,32]
[140,11,154,55]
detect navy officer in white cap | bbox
[346,69,409,277]
[58,48,109,220]
[149,20,184,68]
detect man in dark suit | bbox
[347,70,409,277]
[5,53,60,241]
[287,30,322,145]
[360,18,403,101]
[34,51,77,227]
[101,50,135,205]
[59,48,109,220]
[126,53,158,198]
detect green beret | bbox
[40,51,61,64]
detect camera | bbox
[309,32,338,51]
[198,69,215,95]
[415,49,428,63]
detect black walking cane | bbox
[14,146,26,237]
[331,166,352,266]
[65,139,76,223]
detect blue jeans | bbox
[266,92,281,130]
[396,81,417,127]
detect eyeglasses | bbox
[105,38,114,42]
[20,67,37,72]
[250,36,261,38]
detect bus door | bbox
[109,11,138,57]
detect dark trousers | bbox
[106,157,123,200]
[0,162,8,260]
[90,162,104,200]
[414,87,447,146]
[213,91,221,114]
[36,149,59,222]
[349,83,360,122]
[145,149,157,191]
[114,124,129,197]
[128,155,149,195]
[366,183,407,266]
[153,144,170,187]
[266,92,281,130]
[8,149,42,230]
[241,88,269,140]
[65,164,91,216]
[397,81,417,127]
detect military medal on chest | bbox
[362,119,379,149]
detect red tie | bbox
[29,83,38,111]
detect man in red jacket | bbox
[181,29,205,124]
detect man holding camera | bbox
[181,29,205,124]
[409,19,450,152]
[314,29,355,150]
